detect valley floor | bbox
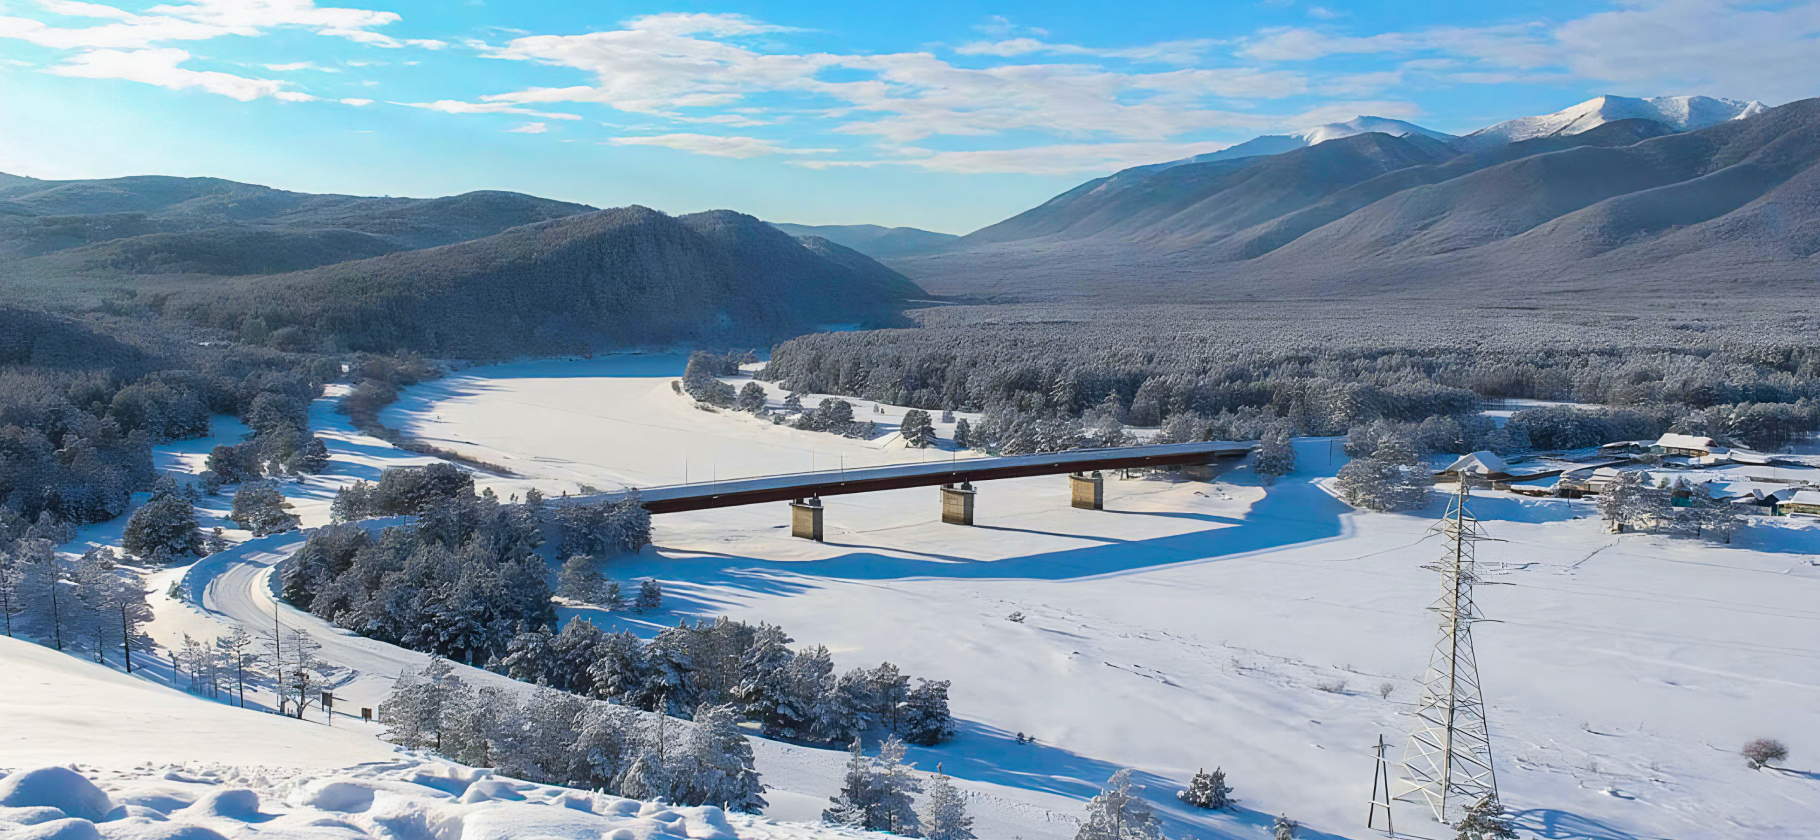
[6,354,1817,840]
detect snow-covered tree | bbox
[921,767,974,840]
[901,678,956,745]
[1178,767,1232,810]
[953,418,972,450]
[1273,814,1297,840]
[637,578,664,612]
[736,382,769,413]
[1453,796,1517,840]
[602,580,627,611]
[734,624,801,738]
[1254,424,1295,483]
[901,409,938,448]
[676,704,767,812]
[0,553,24,637]
[558,555,603,601]
[122,491,203,559]
[871,661,911,732]
[871,735,923,835]
[381,656,471,750]
[230,482,299,536]
[1075,769,1160,840]
[823,739,874,829]
[1335,453,1428,512]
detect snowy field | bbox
[6,355,1817,840]
[373,357,1820,839]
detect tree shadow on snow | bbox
[1508,807,1642,840]
[896,721,1348,840]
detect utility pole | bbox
[1399,481,1500,824]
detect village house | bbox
[1651,433,1719,458]
[1783,489,1820,517]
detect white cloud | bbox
[471,20,1306,144]
[50,46,311,101]
[405,38,445,49]
[339,96,371,105]
[608,133,832,158]
[506,121,546,133]
[620,12,797,37]
[264,60,336,72]
[954,37,1221,65]
[396,99,581,120]
[1238,27,1414,61]
[0,0,407,50]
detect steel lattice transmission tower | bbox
[1398,480,1499,824]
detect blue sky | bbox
[1,0,1816,232]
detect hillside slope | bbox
[771,223,960,259]
[888,99,1820,304]
[0,176,596,277]
[165,207,925,357]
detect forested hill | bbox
[162,206,926,357]
[886,97,1820,304]
[0,175,596,280]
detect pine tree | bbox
[1075,769,1160,840]
[870,735,923,835]
[637,578,664,611]
[921,767,975,840]
[1454,796,1517,840]
[230,482,299,536]
[737,382,769,413]
[1178,767,1232,809]
[901,678,956,745]
[0,555,24,637]
[602,580,627,611]
[380,656,471,750]
[823,738,875,829]
[122,492,204,559]
[871,661,910,731]
[1273,814,1297,840]
[901,409,937,448]
[558,555,602,601]
[1254,424,1295,483]
[953,418,972,450]
[678,704,767,812]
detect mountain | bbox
[156,207,924,357]
[0,176,597,275]
[884,98,1820,304]
[1461,95,1766,149]
[963,131,1461,247]
[1144,117,1457,169]
[770,222,959,259]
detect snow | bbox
[1463,94,1766,148]
[1151,116,1455,168]
[375,356,1820,839]
[1442,451,1510,476]
[0,760,881,840]
[11,354,1820,840]
[1652,433,1717,452]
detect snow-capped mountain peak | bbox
[1292,116,1455,145]
[1462,94,1765,148]
[1147,116,1456,171]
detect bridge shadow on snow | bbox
[633,475,1354,599]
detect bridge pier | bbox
[1070,471,1104,510]
[790,497,824,541]
[940,482,976,525]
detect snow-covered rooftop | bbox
[1443,450,1511,475]
[1654,433,1718,451]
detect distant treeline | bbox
[764,323,1820,452]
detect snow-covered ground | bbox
[372,357,1820,839]
[10,355,1819,840]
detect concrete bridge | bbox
[578,441,1254,540]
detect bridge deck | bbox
[579,441,1254,514]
